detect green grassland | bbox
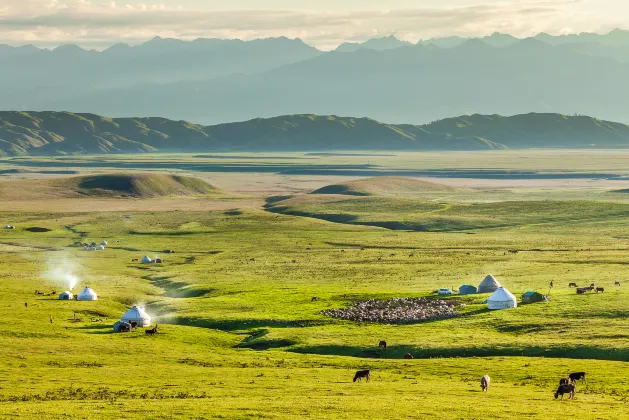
[2,154,629,418]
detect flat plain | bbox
[2,150,629,419]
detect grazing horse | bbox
[404,353,414,359]
[568,283,578,288]
[379,341,387,350]
[615,281,621,286]
[481,375,490,392]
[555,383,576,400]
[596,287,605,293]
[559,377,571,385]
[353,370,370,382]
[569,372,587,384]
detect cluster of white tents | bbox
[83,240,108,251]
[113,306,152,332]
[459,275,518,310]
[58,287,98,301]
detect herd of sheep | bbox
[321,297,462,323]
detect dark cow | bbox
[353,370,370,382]
[596,287,605,293]
[379,341,387,350]
[569,372,587,384]
[615,281,621,286]
[555,383,576,400]
[568,283,578,288]
[576,288,587,295]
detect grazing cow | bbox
[590,283,596,288]
[311,297,319,302]
[129,321,138,329]
[404,353,413,359]
[576,288,587,295]
[379,341,387,350]
[353,370,370,382]
[559,377,571,385]
[554,383,576,400]
[615,281,621,286]
[568,283,578,288]
[132,258,139,262]
[569,372,587,384]
[596,287,605,293]
[508,250,518,254]
[481,375,490,392]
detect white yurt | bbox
[77,287,98,301]
[120,306,152,327]
[59,291,74,300]
[83,245,89,251]
[478,274,502,293]
[89,247,96,251]
[100,240,108,246]
[487,287,517,310]
[96,245,105,250]
[141,256,153,264]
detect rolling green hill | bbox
[1,111,629,156]
[311,176,465,196]
[0,173,220,199]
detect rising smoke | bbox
[43,255,80,291]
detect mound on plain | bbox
[311,176,465,196]
[65,174,219,198]
[0,173,220,200]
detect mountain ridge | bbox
[1,111,628,157]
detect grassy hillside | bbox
[1,111,629,156]
[0,173,220,199]
[311,176,465,196]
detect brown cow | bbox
[615,281,621,286]
[568,283,578,288]
[596,287,605,293]
[555,383,576,400]
[379,341,387,350]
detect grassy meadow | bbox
[2,151,629,418]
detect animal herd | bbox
[569,281,620,294]
[353,341,587,400]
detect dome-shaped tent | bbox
[96,245,105,250]
[487,287,517,310]
[59,291,74,300]
[100,240,108,246]
[120,306,151,327]
[459,285,477,295]
[77,287,98,301]
[478,275,502,293]
[141,256,153,264]
[4,224,15,229]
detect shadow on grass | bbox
[160,316,327,333]
[290,344,629,362]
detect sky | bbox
[1,0,628,49]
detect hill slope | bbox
[1,111,629,156]
[0,174,220,199]
[311,177,464,196]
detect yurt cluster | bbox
[82,240,108,251]
[459,275,546,310]
[57,285,153,333]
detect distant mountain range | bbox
[2,30,629,124]
[1,111,628,156]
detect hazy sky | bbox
[1,0,628,49]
